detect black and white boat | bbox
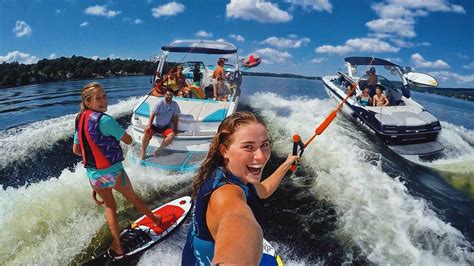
[322,56,444,157]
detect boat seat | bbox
[135,97,229,124]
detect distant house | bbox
[67,72,74,79]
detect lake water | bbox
[0,76,473,264]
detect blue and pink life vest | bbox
[76,110,124,169]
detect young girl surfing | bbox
[72,82,161,259]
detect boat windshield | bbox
[360,74,400,90]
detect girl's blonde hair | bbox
[79,82,103,114]
[191,111,268,199]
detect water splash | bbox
[0,150,193,264]
[0,97,140,169]
[250,92,474,264]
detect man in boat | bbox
[367,67,378,97]
[213,58,229,101]
[140,87,181,160]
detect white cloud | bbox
[411,53,450,69]
[55,9,62,15]
[226,0,292,23]
[261,36,310,48]
[315,38,399,54]
[284,0,333,13]
[311,57,326,63]
[368,0,466,42]
[13,20,32,37]
[462,62,474,70]
[80,21,88,27]
[391,38,430,48]
[215,38,226,42]
[49,53,56,59]
[229,34,245,42]
[91,56,100,60]
[133,19,143,24]
[84,5,121,18]
[366,18,416,38]
[152,2,185,18]
[195,30,213,38]
[387,0,465,13]
[0,51,38,64]
[429,71,474,84]
[371,3,427,19]
[254,48,292,64]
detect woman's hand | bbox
[284,154,300,168]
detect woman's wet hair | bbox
[191,111,267,199]
[80,82,103,113]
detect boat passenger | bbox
[181,111,299,265]
[373,86,389,107]
[367,67,378,97]
[151,78,165,97]
[176,64,205,98]
[357,88,372,107]
[140,87,181,160]
[193,63,202,87]
[72,82,161,259]
[213,58,229,101]
[164,68,183,96]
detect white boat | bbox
[131,40,243,170]
[322,56,444,157]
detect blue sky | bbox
[0,0,473,87]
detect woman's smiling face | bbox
[220,122,271,184]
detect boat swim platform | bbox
[130,144,206,171]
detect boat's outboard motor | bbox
[401,85,411,98]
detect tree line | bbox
[0,56,157,88]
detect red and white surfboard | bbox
[112,196,192,260]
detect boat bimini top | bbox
[161,40,238,54]
[344,56,438,88]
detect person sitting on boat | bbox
[367,67,378,97]
[373,86,389,107]
[140,87,181,160]
[193,63,202,87]
[357,88,372,107]
[213,58,230,101]
[164,68,183,96]
[73,82,162,259]
[174,64,205,99]
[181,111,299,265]
[151,77,165,97]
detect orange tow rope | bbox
[290,57,375,171]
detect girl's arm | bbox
[121,132,133,145]
[253,154,299,199]
[207,185,263,264]
[72,143,82,156]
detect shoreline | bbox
[1,73,473,102]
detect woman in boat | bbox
[181,111,299,265]
[164,68,182,96]
[72,82,161,259]
[373,86,389,107]
[357,87,372,107]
